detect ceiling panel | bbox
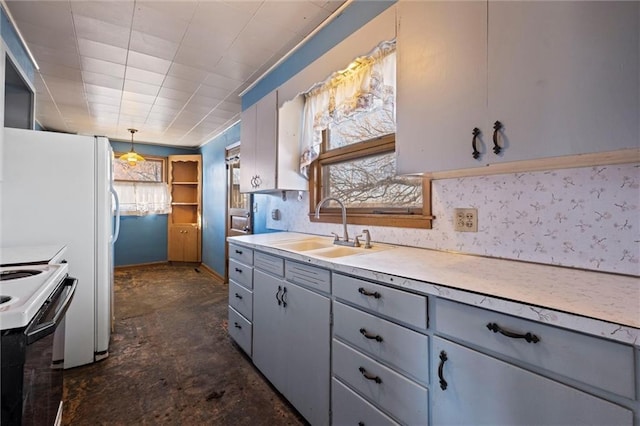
[4,0,347,147]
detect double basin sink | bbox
[272,236,392,259]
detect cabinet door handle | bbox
[358,367,382,384]
[438,350,448,390]
[235,249,243,255]
[471,127,481,159]
[276,286,282,306]
[234,322,242,329]
[281,286,287,308]
[234,293,242,299]
[492,121,503,154]
[235,267,242,273]
[358,287,381,299]
[359,328,383,342]
[487,322,540,343]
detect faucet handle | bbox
[361,229,372,249]
[330,232,340,242]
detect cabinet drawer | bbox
[228,281,253,321]
[254,251,284,277]
[285,260,330,294]
[436,298,635,399]
[332,378,399,426]
[333,302,429,386]
[229,259,253,289]
[229,244,253,265]
[333,273,428,330]
[228,306,252,356]
[332,339,429,426]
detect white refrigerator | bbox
[0,127,120,369]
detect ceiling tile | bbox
[122,91,157,105]
[127,51,172,75]
[37,61,82,81]
[129,30,180,61]
[72,14,131,49]
[81,71,124,91]
[189,2,252,40]
[125,67,166,86]
[131,1,193,43]
[77,38,128,65]
[162,76,201,93]
[85,84,123,100]
[212,58,256,82]
[173,44,223,73]
[202,72,243,90]
[167,63,208,83]
[253,1,326,36]
[29,44,81,69]
[70,1,135,28]
[80,57,126,79]
[157,87,193,102]
[123,80,161,97]
[5,1,74,33]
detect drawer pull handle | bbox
[358,367,382,384]
[438,350,448,390]
[492,121,503,154]
[235,267,242,273]
[486,322,540,343]
[471,127,481,159]
[235,249,243,255]
[281,286,288,308]
[234,293,243,299]
[358,287,381,299]
[358,423,364,426]
[234,322,242,329]
[359,328,383,342]
[276,286,282,306]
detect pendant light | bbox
[119,128,145,166]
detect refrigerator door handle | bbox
[110,185,121,244]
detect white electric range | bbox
[1,245,77,426]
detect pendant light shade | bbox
[119,128,145,166]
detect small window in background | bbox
[113,155,171,216]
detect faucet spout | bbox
[315,196,349,243]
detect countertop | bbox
[228,232,639,347]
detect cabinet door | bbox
[251,269,287,393]
[284,282,330,426]
[168,225,199,262]
[396,0,488,175]
[432,337,633,426]
[239,104,257,193]
[488,1,639,163]
[254,90,278,191]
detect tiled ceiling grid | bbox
[5,0,345,147]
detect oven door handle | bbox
[25,277,77,345]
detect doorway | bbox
[225,144,251,282]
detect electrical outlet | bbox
[454,208,478,232]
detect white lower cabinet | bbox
[432,336,633,426]
[252,260,330,426]
[227,245,254,356]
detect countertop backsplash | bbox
[263,163,639,276]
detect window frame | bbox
[308,132,433,229]
[113,154,167,183]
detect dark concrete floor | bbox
[63,263,306,425]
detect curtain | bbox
[300,39,396,178]
[114,182,171,216]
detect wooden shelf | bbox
[168,154,202,262]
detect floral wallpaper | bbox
[264,163,639,276]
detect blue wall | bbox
[200,123,240,277]
[111,140,196,266]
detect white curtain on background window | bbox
[114,182,171,216]
[300,39,396,178]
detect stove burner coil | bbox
[0,270,44,281]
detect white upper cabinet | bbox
[240,90,307,193]
[396,1,640,175]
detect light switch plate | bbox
[454,208,478,232]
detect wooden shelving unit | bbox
[168,154,202,262]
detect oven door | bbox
[22,276,77,425]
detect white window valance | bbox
[114,182,171,216]
[300,39,396,177]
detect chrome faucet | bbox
[315,196,359,247]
